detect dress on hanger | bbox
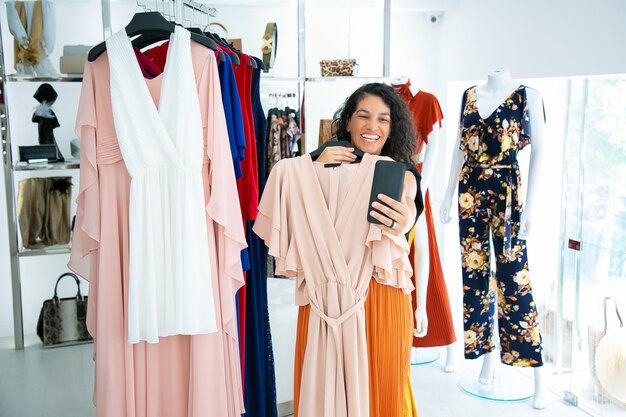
[392,80,457,348]
[243,55,279,417]
[254,153,414,417]
[107,27,217,343]
[69,28,247,417]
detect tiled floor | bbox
[0,334,598,417]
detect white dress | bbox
[106,26,217,343]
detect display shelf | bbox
[305,76,391,82]
[5,74,83,82]
[18,244,72,257]
[260,76,392,83]
[260,76,303,82]
[14,160,80,171]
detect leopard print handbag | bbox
[36,272,92,348]
[319,59,357,77]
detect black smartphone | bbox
[367,160,406,224]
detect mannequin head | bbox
[33,83,58,104]
[335,83,415,164]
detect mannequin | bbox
[390,76,429,338]
[391,76,457,372]
[440,67,546,409]
[6,0,58,76]
[32,82,60,145]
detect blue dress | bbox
[243,56,278,417]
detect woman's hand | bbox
[315,146,357,164]
[369,172,417,236]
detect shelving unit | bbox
[1,89,79,348]
[5,75,83,82]
[0,13,88,349]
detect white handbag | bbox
[595,296,626,406]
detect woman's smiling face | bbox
[347,94,391,155]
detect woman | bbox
[294,82,424,417]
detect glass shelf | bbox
[14,160,80,171]
[5,74,83,82]
[259,76,392,83]
[260,77,303,82]
[305,76,391,82]
[19,244,71,257]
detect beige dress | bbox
[253,152,413,417]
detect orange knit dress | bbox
[392,81,457,348]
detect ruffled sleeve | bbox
[253,160,298,278]
[518,86,545,151]
[202,52,248,338]
[458,87,472,154]
[366,223,414,294]
[68,59,100,282]
[421,92,444,142]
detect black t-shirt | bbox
[405,163,424,229]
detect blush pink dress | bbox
[69,40,247,417]
[253,153,414,417]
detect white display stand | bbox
[459,366,534,402]
[410,347,440,365]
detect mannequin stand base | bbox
[410,347,440,366]
[459,367,534,402]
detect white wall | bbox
[389,0,626,208]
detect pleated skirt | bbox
[410,191,457,348]
[294,278,416,417]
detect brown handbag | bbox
[319,59,357,77]
[36,272,92,348]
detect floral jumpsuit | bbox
[457,85,543,367]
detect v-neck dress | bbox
[253,153,414,417]
[106,27,216,343]
[69,30,248,416]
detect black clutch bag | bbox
[367,160,407,224]
[36,272,92,348]
[19,144,64,163]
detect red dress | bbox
[393,81,457,347]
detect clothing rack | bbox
[135,0,217,24]
[261,93,297,98]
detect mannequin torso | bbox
[475,68,520,119]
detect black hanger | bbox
[217,38,256,69]
[187,27,225,62]
[88,12,217,62]
[203,31,241,65]
[247,57,257,68]
[255,57,267,71]
[309,140,364,162]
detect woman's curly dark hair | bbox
[334,83,416,164]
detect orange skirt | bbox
[294,279,415,417]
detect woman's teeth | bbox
[361,134,379,142]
